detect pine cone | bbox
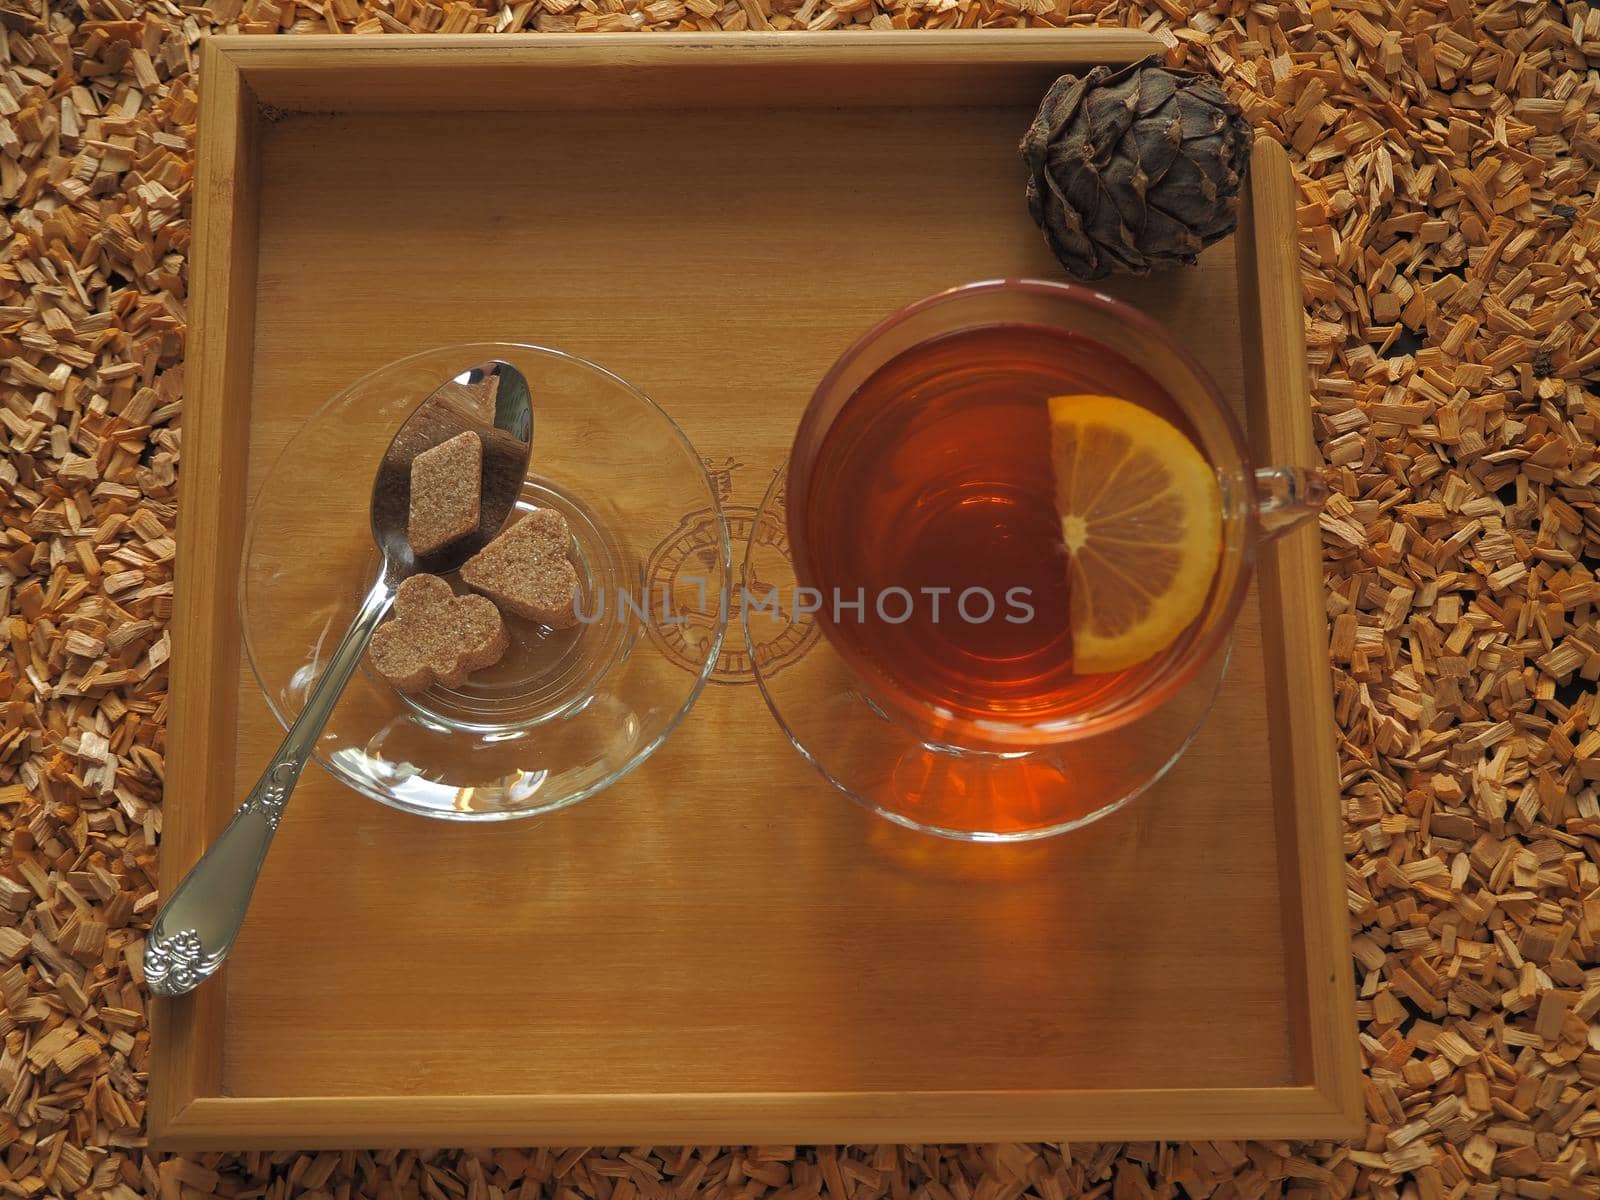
[1020,56,1253,281]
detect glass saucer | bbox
[743,463,1229,841]
[241,343,730,821]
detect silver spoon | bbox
[145,361,533,997]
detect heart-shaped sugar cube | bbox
[460,508,579,628]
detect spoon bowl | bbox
[373,361,533,577]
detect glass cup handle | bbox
[1254,465,1330,540]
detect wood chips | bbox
[2,0,1599,1197]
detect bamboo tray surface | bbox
[153,31,1359,1149]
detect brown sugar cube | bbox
[369,574,508,694]
[408,431,482,557]
[460,508,580,629]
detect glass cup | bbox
[746,279,1325,841]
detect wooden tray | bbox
[152,31,1361,1149]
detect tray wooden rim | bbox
[152,30,1360,1149]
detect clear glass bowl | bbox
[241,343,730,821]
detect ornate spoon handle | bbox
[145,576,396,997]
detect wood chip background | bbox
[2,0,1599,1196]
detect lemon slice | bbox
[1048,394,1222,674]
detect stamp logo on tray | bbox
[646,457,818,684]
